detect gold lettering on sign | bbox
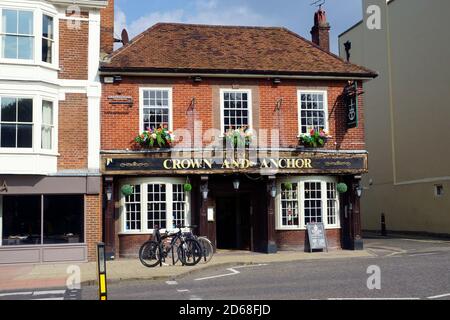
[0,181,8,192]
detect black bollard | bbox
[381,213,387,236]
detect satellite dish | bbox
[121,29,129,45]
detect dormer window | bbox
[1,9,34,60]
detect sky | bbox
[114,0,363,54]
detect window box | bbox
[134,127,175,150]
[298,128,331,148]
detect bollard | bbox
[97,242,108,300]
[381,213,387,237]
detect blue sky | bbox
[114,0,363,54]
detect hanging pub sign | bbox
[344,81,359,129]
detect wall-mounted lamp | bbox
[356,185,363,198]
[273,78,282,85]
[105,184,113,201]
[233,178,240,191]
[270,185,277,198]
[193,76,202,83]
[103,75,122,84]
[200,183,209,201]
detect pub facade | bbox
[100,8,377,258]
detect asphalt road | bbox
[80,236,450,300]
[1,236,449,300]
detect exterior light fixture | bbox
[103,76,114,84]
[233,178,240,191]
[273,78,281,85]
[105,184,113,201]
[356,185,363,198]
[270,186,277,198]
[200,183,209,200]
[193,76,202,83]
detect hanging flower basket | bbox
[121,185,134,197]
[135,127,175,149]
[298,128,332,148]
[184,183,193,192]
[337,183,348,194]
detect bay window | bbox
[0,96,56,151]
[0,97,33,148]
[122,178,191,233]
[0,6,57,65]
[277,177,340,230]
[42,14,54,63]
[41,100,53,149]
[1,9,34,60]
[298,90,328,135]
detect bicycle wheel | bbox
[139,241,161,268]
[197,237,214,264]
[178,239,202,266]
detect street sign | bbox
[306,223,328,253]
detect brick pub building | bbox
[100,7,377,258]
[0,0,114,264]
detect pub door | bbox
[216,194,251,250]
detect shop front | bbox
[101,149,367,259]
[0,175,101,264]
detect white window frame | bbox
[120,177,191,235]
[139,87,173,133]
[0,5,58,68]
[41,12,55,65]
[276,176,340,230]
[0,94,58,154]
[220,88,253,134]
[297,90,329,136]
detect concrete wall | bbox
[339,0,450,235]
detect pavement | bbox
[0,249,373,292]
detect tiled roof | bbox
[101,23,377,78]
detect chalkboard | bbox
[306,223,328,253]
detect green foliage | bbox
[337,183,348,194]
[121,185,134,196]
[135,127,175,149]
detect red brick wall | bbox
[276,229,341,251]
[59,20,89,80]
[58,93,88,170]
[101,77,365,151]
[100,0,115,55]
[118,234,152,258]
[86,194,102,261]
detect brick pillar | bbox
[86,194,102,261]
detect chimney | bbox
[310,5,330,51]
[100,0,115,55]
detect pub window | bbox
[326,182,339,226]
[147,184,167,230]
[1,195,84,246]
[304,182,323,225]
[298,91,328,135]
[280,183,299,227]
[121,179,191,233]
[1,9,34,60]
[42,14,54,63]
[172,184,186,229]
[141,88,172,131]
[277,177,340,230]
[124,185,141,231]
[221,89,252,132]
[0,97,33,148]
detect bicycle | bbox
[139,225,203,268]
[182,226,214,264]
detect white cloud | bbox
[114,1,275,45]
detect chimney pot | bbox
[311,6,331,52]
